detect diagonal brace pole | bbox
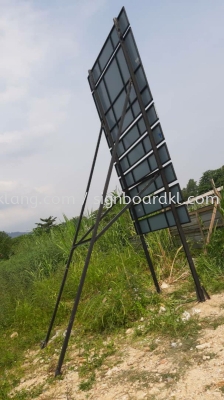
[55,80,132,376]
[95,171,160,241]
[41,125,103,348]
[72,171,160,249]
[114,16,206,302]
[90,74,160,292]
[93,172,161,293]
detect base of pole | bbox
[55,367,62,377]
[196,285,210,302]
[202,286,210,300]
[40,340,47,349]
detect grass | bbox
[0,202,224,398]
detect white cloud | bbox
[0,180,17,190]
[0,91,72,159]
[0,0,116,231]
[0,206,36,232]
[0,5,45,101]
[77,0,107,20]
[0,0,77,162]
[0,179,53,194]
[0,86,27,103]
[28,92,71,129]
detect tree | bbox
[0,231,12,260]
[34,216,57,233]
[181,179,198,200]
[198,166,224,195]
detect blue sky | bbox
[0,0,223,231]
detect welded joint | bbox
[113,18,122,39]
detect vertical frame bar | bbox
[114,18,205,302]
[89,67,160,293]
[41,126,103,348]
[55,81,132,376]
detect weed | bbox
[79,373,95,391]
[0,206,223,397]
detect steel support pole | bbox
[73,172,161,268]
[71,193,127,249]
[89,74,160,293]
[95,175,160,293]
[55,81,132,376]
[114,18,206,302]
[129,206,160,293]
[94,171,160,241]
[41,126,103,348]
[139,234,160,292]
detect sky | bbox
[0,0,223,232]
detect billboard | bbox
[88,7,190,234]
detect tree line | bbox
[181,166,224,200]
[0,166,223,260]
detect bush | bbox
[0,231,12,260]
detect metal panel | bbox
[127,162,177,197]
[133,183,182,219]
[118,143,170,186]
[115,120,164,161]
[136,205,190,234]
[90,7,130,87]
[89,7,189,234]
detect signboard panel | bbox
[132,183,182,218]
[135,205,189,234]
[89,6,190,234]
[91,42,154,139]
[115,121,164,159]
[90,8,130,85]
[128,162,177,196]
[116,142,171,187]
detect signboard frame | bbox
[41,7,209,378]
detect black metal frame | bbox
[40,125,103,349]
[41,147,160,352]
[91,8,130,84]
[41,6,209,378]
[89,69,160,294]
[52,80,164,376]
[113,16,207,302]
[54,81,133,376]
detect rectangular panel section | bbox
[117,7,129,36]
[115,124,167,180]
[115,120,164,160]
[98,38,113,72]
[118,142,170,186]
[89,7,184,236]
[166,206,190,226]
[104,58,124,103]
[119,135,152,173]
[90,7,130,87]
[146,104,158,127]
[133,183,182,218]
[89,21,153,138]
[158,143,170,165]
[124,29,141,72]
[128,163,177,197]
[135,205,190,234]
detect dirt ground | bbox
[11,293,224,399]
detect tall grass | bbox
[0,202,223,397]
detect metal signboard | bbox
[89,7,190,233]
[44,7,207,378]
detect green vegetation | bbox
[182,165,224,199]
[198,166,224,194]
[34,216,57,234]
[0,231,12,260]
[0,198,223,399]
[182,179,198,200]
